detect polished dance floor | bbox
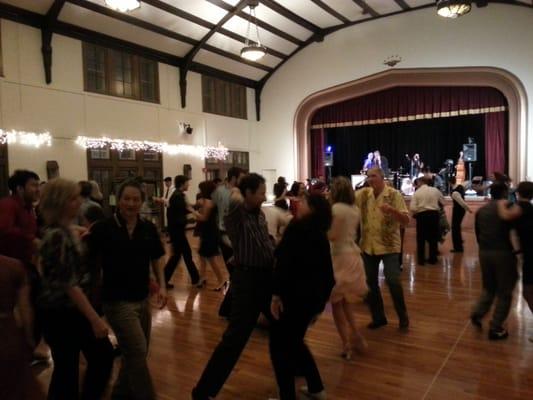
[36,208,533,399]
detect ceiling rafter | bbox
[206,0,303,45]
[259,0,321,33]
[310,0,351,24]
[394,0,411,11]
[179,0,251,108]
[67,0,273,72]
[141,0,288,60]
[42,0,67,84]
[352,0,379,18]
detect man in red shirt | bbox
[0,170,40,263]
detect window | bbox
[202,75,247,119]
[83,43,159,103]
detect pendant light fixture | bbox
[105,0,141,13]
[240,0,266,62]
[437,0,471,18]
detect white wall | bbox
[0,20,256,200]
[255,4,533,183]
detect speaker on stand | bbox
[324,148,333,184]
[462,143,477,190]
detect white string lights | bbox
[0,129,52,147]
[75,136,229,160]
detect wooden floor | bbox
[36,216,533,399]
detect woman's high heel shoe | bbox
[212,280,229,292]
[341,343,352,361]
[196,278,207,288]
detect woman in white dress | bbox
[328,177,368,360]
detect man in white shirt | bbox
[410,176,443,265]
[155,177,174,231]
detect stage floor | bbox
[35,224,533,399]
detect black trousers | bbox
[164,229,199,284]
[218,233,234,318]
[193,267,273,399]
[40,309,114,400]
[451,208,466,251]
[269,304,324,400]
[415,210,440,264]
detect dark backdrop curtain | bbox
[310,128,325,178]
[485,112,507,175]
[326,114,486,178]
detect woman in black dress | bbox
[191,181,226,290]
[270,193,335,400]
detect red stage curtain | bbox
[310,128,324,178]
[311,86,507,127]
[485,112,506,176]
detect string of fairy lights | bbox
[0,129,229,160]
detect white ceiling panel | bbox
[0,0,54,14]
[85,0,210,41]
[60,3,193,57]
[223,15,298,56]
[366,0,403,15]
[252,4,315,41]
[195,49,267,81]
[274,0,345,27]
[157,0,227,25]
[322,0,367,22]
[405,0,436,8]
[207,33,282,67]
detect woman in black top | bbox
[89,179,167,400]
[38,178,113,400]
[270,193,335,400]
[190,181,226,290]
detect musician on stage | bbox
[374,150,389,176]
[362,152,375,172]
[411,154,423,178]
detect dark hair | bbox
[274,199,288,210]
[490,182,509,200]
[79,181,93,198]
[84,205,105,224]
[273,182,286,198]
[117,179,146,202]
[238,173,265,196]
[213,178,222,185]
[449,176,457,185]
[164,176,172,182]
[8,170,40,192]
[174,175,190,189]
[305,193,332,233]
[198,180,217,199]
[289,181,302,197]
[517,181,533,200]
[227,167,244,182]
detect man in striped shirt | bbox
[192,173,275,400]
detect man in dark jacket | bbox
[164,175,199,287]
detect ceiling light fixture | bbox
[240,0,266,62]
[105,0,141,13]
[437,0,471,18]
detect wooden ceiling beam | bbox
[310,0,351,24]
[259,0,321,33]
[351,0,379,18]
[141,0,287,60]
[206,0,303,45]
[42,0,67,84]
[393,0,411,11]
[67,0,272,72]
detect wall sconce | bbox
[179,123,193,135]
[383,55,402,67]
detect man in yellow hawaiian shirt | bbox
[356,167,410,330]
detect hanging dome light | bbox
[437,0,471,18]
[241,1,266,61]
[105,0,141,13]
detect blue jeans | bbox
[362,253,408,323]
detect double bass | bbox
[455,151,465,185]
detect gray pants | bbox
[104,300,155,400]
[472,250,518,330]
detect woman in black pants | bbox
[38,178,113,400]
[270,193,335,400]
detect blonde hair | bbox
[89,180,103,201]
[330,176,355,205]
[40,178,79,226]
